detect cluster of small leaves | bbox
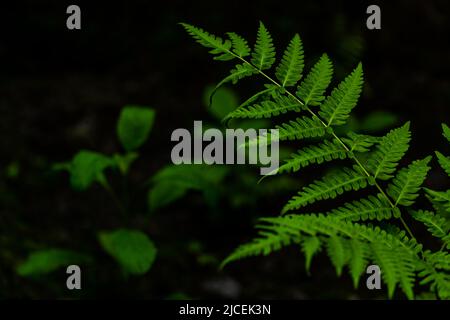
[19,106,158,277]
[183,22,450,299]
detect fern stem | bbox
[225,50,417,240]
[399,217,415,239]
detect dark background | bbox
[0,0,449,299]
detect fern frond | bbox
[226,93,300,120]
[436,151,450,177]
[411,210,450,249]
[318,63,363,126]
[276,139,347,175]
[227,32,251,57]
[180,23,233,61]
[275,34,304,87]
[330,194,400,221]
[185,23,450,300]
[296,53,333,106]
[387,157,432,206]
[251,22,276,70]
[367,122,411,180]
[342,132,379,153]
[282,166,368,213]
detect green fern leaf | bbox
[180,23,233,60]
[227,32,251,57]
[371,237,416,300]
[387,157,432,206]
[418,266,450,299]
[276,116,328,141]
[327,235,348,276]
[251,22,276,70]
[342,132,379,153]
[331,194,400,221]
[221,229,297,268]
[419,252,450,299]
[442,123,450,143]
[424,251,450,271]
[371,242,399,298]
[424,188,450,213]
[296,53,333,106]
[282,166,368,213]
[396,249,416,300]
[367,122,411,180]
[411,210,450,249]
[226,93,300,120]
[301,236,321,274]
[275,34,304,87]
[215,63,256,90]
[436,151,450,177]
[244,116,328,149]
[276,139,347,175]
[349,239,369,288]
[318,63,363,126]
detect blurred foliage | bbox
[17,249,91,277]
[99,229,157,275]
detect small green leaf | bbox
[117,106,155,151]
[69,150,115,191]
[148,181,188,212]
[150,164,229,211]
[99,229,157,275]
[17,249,90,277]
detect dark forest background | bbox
[0,0,449,299]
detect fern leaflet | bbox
[275,34,304,87]
[330,194,400,221]
[296,53,333,106]
[387,157,432,206]
[367,122,411,180]
[436,151,450,177]
[282,166,368,213]
[227,32,251,57]
[318,63,363,126]
[251,22,276,70]
[411,210,450,249]
[276,139,348,175]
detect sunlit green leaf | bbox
[99,229,157,275]
[117,106,155,151]
[17,249,90,277]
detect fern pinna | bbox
[182,22,450,299]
